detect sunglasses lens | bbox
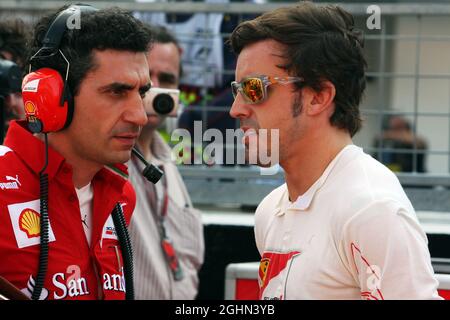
[242,78,264,103]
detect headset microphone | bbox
[132,147,163,184]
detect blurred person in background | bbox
[128,24,204,300]
[135,0,257,165]
[373,115,427,173]
[0,19,29,129]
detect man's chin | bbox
[245,149,278,167]
[106,149,133,165]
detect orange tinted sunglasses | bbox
[231,75,303,104]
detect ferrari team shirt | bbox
[0,121,136,300]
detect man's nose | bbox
[229,95,251,119]
[124,95,148,127]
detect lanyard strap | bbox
[132,153,184,281]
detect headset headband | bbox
[41,4,98,53]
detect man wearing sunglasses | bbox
[229,2,440,300]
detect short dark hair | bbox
[0,19,30,68]
[229,2,367,136]
[27,5,152,96]
[151,25,179,47]
[142,24,183,78]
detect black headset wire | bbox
[111,203,134,300]
[31,137,138,300]
[32,133,49,300]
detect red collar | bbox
[4,120,65,181]
[4,120,130,183]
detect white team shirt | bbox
[76,182,93,247]
[255,144,442,300]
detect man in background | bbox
[128,25,204,299]
[373,115,427,173]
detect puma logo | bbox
[6,175,21,186]
[0,175,21,190]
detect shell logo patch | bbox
[8,199,56,248]
[19,209,41,238]
[24,101,36,114]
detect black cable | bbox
[31,145,147,300]
[32,133,49,300]
[131,146,147,164]
[131,147,163,184]
[111,203,134,300]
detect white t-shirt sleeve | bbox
[340,199,442,300]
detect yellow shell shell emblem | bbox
[24,101,36,114]
[19,209,41,238]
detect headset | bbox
[22,4,97,133]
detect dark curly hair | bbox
[27,4,152,97]
[230,2,367,137]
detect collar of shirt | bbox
[150,130,172,166]
[275,144,362,216]
[5,120,130,184]
[4,120,65,181]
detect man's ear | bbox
[305,80,336,116]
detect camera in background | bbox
[0,58,22,143]
[0,59,21,97]
[146,87,180,117]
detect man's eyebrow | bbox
[98,82,135,93]
[139,83,151,93]
[158,72,177,84]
